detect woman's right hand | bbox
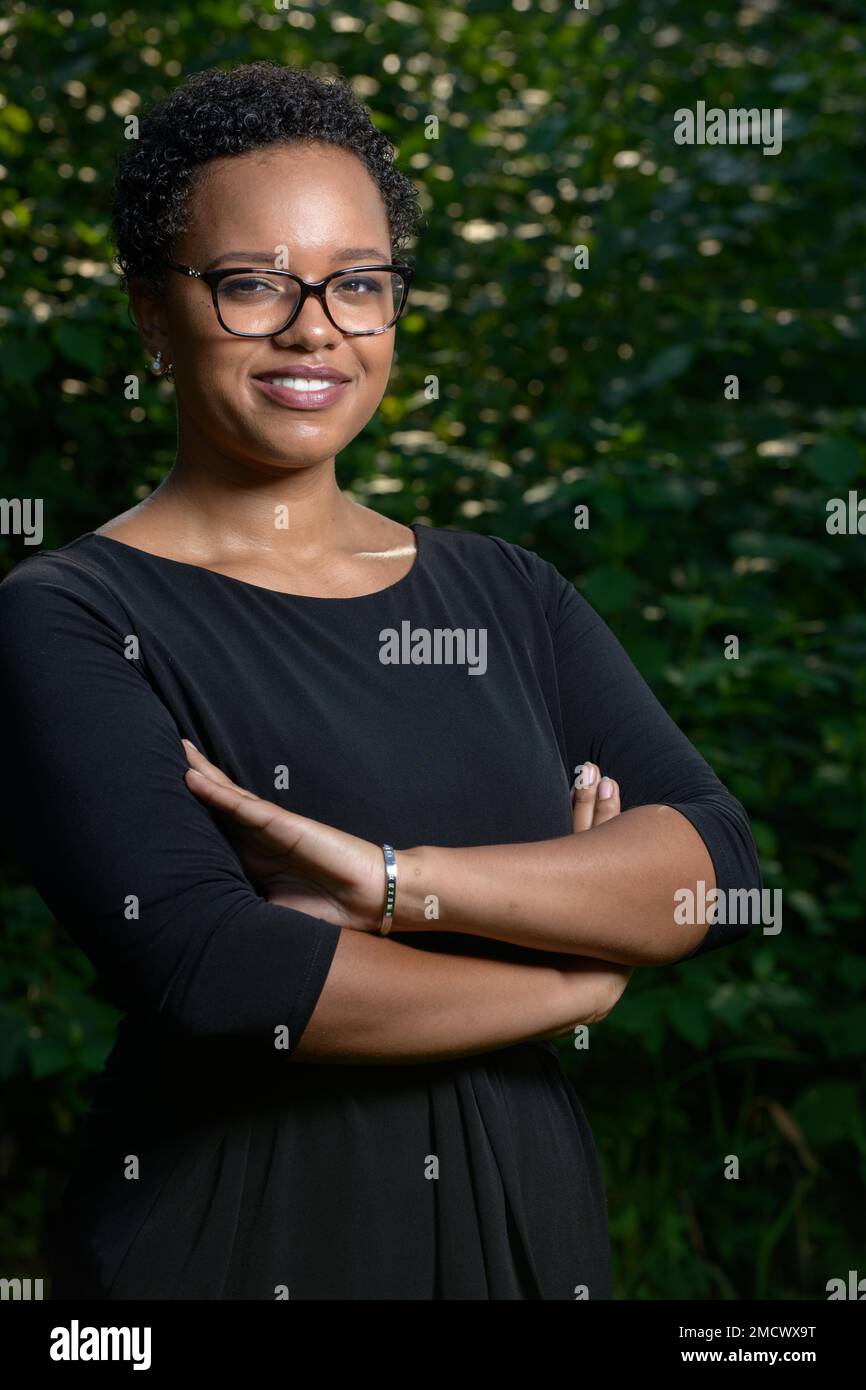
[547,763,634,1036]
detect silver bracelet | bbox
[378,844,397,936]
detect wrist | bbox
[392,845,437,931]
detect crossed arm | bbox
[183,744,647,1063]
[184,742,715,966]
[0,564,759,1068]
[393,807,714,964]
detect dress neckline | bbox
[82,521,426,603]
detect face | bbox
[131,142,400,473]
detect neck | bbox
[136,418,358,562]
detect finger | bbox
[182,740,258,800]
[593,777,621,825]
[185,767,287,833]
[571,763,600,832]
[184,767,319,861]
[185,756,358,856]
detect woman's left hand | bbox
[181,740,386,931]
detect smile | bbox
[264,377,335,391]
[251,376,350,410]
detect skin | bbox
[106,142,418,592]
[98,139,711,1061]
[183,742,711,967]
[184,744,635,1063]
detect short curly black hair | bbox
[111,61,423,296]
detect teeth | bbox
[263,377,338,391]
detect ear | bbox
[128,278,171,364]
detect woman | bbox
[0,62,760,1300]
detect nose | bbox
[272,286,341,348]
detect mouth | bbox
[251,371,351,412]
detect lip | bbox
[252,369,351,411]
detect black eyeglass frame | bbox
[164,261,415,339]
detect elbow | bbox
[591,967,635,1022]
[156,982,267,1041]
[150,963,251,1041]
[157,1003,222,1041]
[662,795,765,962]
[149,903,338,1046]
[667,871,769,964]
[149,986,222,1040]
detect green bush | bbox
[1,0,863,1297]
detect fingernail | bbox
[598,777,614,800]
[182,738,199,755]
[574,763,596,788]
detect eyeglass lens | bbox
[216,269,405,335]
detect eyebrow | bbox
[204,247,392,270]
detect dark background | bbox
[1,0,864,1299]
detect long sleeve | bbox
[524,545,762,961]
[0,556,340,1045]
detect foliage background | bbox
[1,0,864,1300]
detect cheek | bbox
[170,317,394,443]
[174,316,256,407]
[175,356,257,437]
[356,343,394,397]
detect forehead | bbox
[180,143,390,258]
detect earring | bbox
[149,351,174,380]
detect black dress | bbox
[0,522,759,1300]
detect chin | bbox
[240,438,335,473]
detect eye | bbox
[333,276,383,297]
[221,275,283,299]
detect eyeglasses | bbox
[164,261,414,338]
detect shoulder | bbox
[420,521,550,586]
[420,523,601,635]
[0,536,131,641]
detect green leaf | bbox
[641,345,694,387]
[668,996,712,1048]
[53,322,109,374]
[581,565,639,612]
[0,334,52,384]
[793,1082,864,1146]
[803,439,863,489]
[28,1037,71,1081]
